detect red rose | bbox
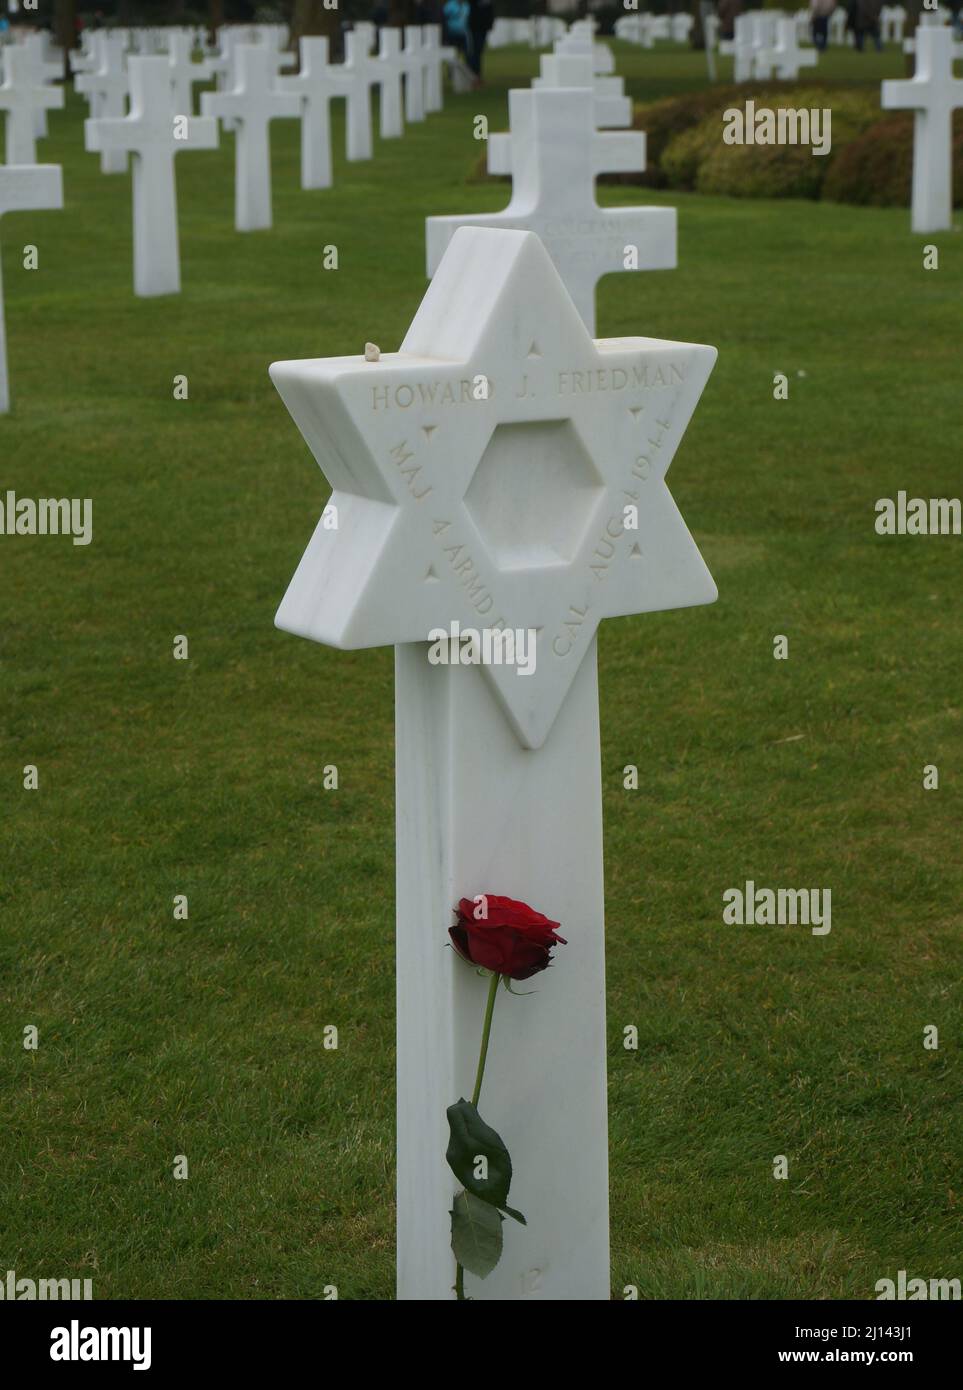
[449,895,567,981]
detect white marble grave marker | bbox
[340,29,379,160]
[422,25,452,114]
[534,52,632,128]
[554,31,616,75]
[402,27,427,124]
[377,28,406,140]
[75,32,129,174]
[0,45,64,165]
[0,163,63,414]
[882,25,963,233]
[270,225,717,1299]
[427,87,675,336]
[749,11,781,79]
[86,56,218,296]
[168,31,215,117]
[20,32,62,138]
[201,44,299,233]
[720,13,754,82]
[280,36,337,191]
[488,58,635,177]
[772,17,818,79]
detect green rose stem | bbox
[455,969,501,1301]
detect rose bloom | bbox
[449,896,567,981]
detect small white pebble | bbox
[365,342,381,362]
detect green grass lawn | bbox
[1,42,960,1300]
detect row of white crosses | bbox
[614,13,696,47]
[720,11,818,82]
[74,24,454,295]
[882,24,963,233]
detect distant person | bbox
[810,0,834,50]
[853,0,883,49]
[444,0,470,59]
[466,0,495,84]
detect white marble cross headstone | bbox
[487,56,635,178]
[828,7,849,45]
[720,13,754,82]
[748,11,780,79]
[86,56,218,296]
[534,51,632,128]
[0,163,63,414]
[69,30,100,78]
[201,44,299,233]
[886,4,908,43]
[75,32,129,174]
[422,25,452,114]
[279,36,338,191]
[772,17,818,79]
[376,28,406,141]
[20,32,62,138]
[554,31,616,75]
[427,87,675,337]
[340,29,380,160]
[0,45,64,165]
[270,224,717,1299]
[402,27,427,124]
[882,25,963,233]
[168,31,215,118]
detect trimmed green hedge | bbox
[623,85,963,207]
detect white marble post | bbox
[270,225,718,1299]
[201,44,299,233]
[882,25,963,233]
[427,87,676,337]
[0,164,63,414]
[86,57,218,296]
